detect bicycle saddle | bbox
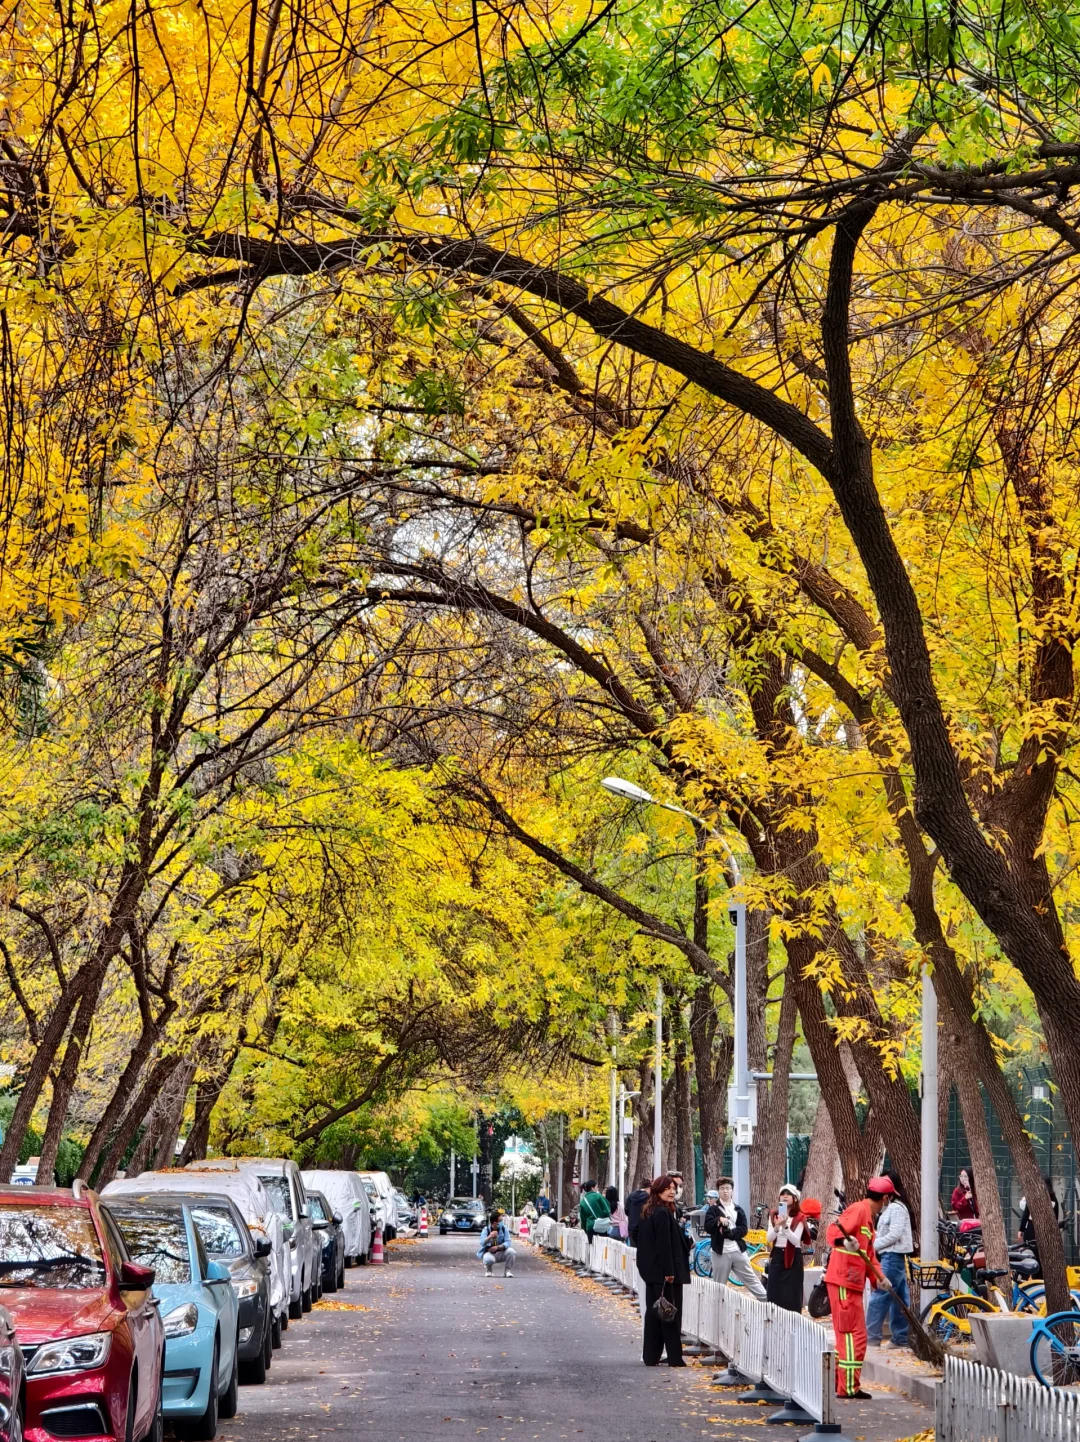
[975,1267,1010,1281]
[1011,1258,1040,1275]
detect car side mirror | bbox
[120,1260,155,1290]
[207,1260,230,1282]
[254,1238,273,1258]
[332,1213,342,1226]
[312,1218,328,1231]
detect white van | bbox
[301,1170,373,1264]
[358,1170,399,1241]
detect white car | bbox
[104,1167,291,1344]
[191,1158,319,1318]
[358,1170,399,1241]
[301,1170,373,1265]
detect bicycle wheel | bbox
[1014,1285,1045,1314]
[692,1241,713,1279]
[748,1245,768,1275]
[925,1293,999,1343]
[1031,1313,1080,1387]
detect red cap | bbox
[866,1175,896,1196]
[801,1198,822,1218]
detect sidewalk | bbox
[539,1247,936,1442]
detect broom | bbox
[832,1219,947,1367]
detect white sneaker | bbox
[505,1270,514,1278]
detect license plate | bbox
[456,1218,472,1228]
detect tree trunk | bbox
[77,1012,166,1182]
[802,1092,842,1261]
[674,1033,694,1203]
[952,1051,1009,1273]
[751,969,798,1210]
[688,984,730,1194]
[178,1063,232,1167]
[146,1062,194,1171]
[95,1051,184,1185]
[0,967,89,1180]
[36,962,111,1185]
[478,1115,494,1205]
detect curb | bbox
[861,1353,939,1407]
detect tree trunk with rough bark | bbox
[751,970,798,1210]
[36,963,111,1185]
[674,1033,694,1202]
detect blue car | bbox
[104,1197,239,1441]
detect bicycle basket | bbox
[744,1229,768,1247]
[906,1258,954,1291]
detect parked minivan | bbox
[193,1160,317,1317]
[357,1171,399,1241]
[301,1170,373,1265]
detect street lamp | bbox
[599,776,752,1214]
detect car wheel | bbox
[240,1342,267,1387]
[10,1393,23,1442]
[356,1248,368,1266]
[324,1265,337,1294]
[219,1336,239,1419]
[263,1317,273,1369]
[301,1282,312,1313]
[176,1338,218,1442]
[288,1291,303,1320]
[271,1313,282,1349]
[337,1262,345,1289]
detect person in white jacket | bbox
[866,1171,912,1348]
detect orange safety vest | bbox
[824,1199,882,1288]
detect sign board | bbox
[727,1081,758,1126]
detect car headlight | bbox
[28,1332,111,1374]
[162,1303,200,1338]
[231,1278,259,1299]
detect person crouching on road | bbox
[824,1176,892,1399]
[766,1184,806,1313]
[478,1209,516,1277]
[635,1174,691,1367]
[704,1177,766,1299]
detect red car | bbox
[0,1182,164,1442]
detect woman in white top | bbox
[866,1171,912,1347]
[766,1184,806,1312]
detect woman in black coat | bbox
[634,1174,691,1366]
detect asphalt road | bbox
[221,1231,933,1442]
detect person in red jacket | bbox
[824,1177,893,1399]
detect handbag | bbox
[591,1215,613,1236]
[807,1276,831,1319]
[652,1282,678,1324]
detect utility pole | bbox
[654,980,663,1175]
[556,1115,565,1219]
[608,1010,618,1190]
[731,898,751,1216]
[449,1149,455,1197]
[920,966,938,1300]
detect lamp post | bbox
[618,1087,640,1200]
[600,776,752,1211]
[920,967,938,1285]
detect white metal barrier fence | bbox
[532,1221,836,1426]
[937,1356,1080,1442]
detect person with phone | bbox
[765,1185,806,1312]
[704,1177,767,1298]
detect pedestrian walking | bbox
[703,1176,766,1298]
[866,1172,913,1349]
[765,1184,806,1313]
[950,1167,978,1221]
[578,1179,612,1238]
[477,1209,517,1277]
[604,1186,629,1240]
[635,1174,691,1367]
[824,1176,891,1399]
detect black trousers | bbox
[643,1280,683,1365]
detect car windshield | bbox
[108,1210,191,1284]
[258,1176,293,1220]
[307,1196,327,1222]
[361,1180,377,1199]
[448,1199,481,1211]
[190,1206,245,1259]
[0,1208,107,1289]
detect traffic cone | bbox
[419,1207,428,1237]
[372,1224,384,1264]
[518,1214,529,1241]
